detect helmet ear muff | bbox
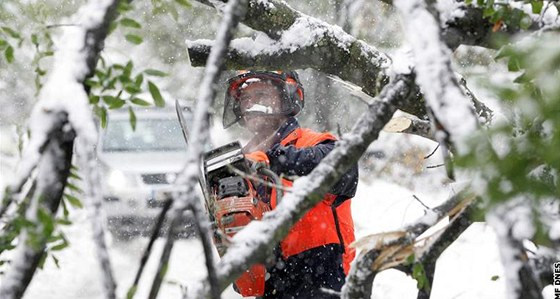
[284,72,304,116]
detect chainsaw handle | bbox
[256,167,283,204]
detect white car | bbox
[98,108,192,239]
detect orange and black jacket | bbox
[257,117,358,298]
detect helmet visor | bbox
[223,72,292,129]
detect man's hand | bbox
[245,151,270,171]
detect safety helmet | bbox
[223,70,304,129]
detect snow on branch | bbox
[187,0,442,120]
[394,0,478,155]
[401,203,474,299]
[341,189,476,299]
[0,112,75,299]
[186,73,418,298]
[187,15,392,97]
[383,0,560,50]
[486,199,544,299]
[1,1,120,298]
[147,0,249,298]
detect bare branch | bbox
[128,199,173,299]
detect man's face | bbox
[238,81,285,134]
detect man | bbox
[223,70,358,298]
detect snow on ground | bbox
[6,177,509,299]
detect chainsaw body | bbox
[203,141,271,297]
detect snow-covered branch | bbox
[187,0,442,119]
[148,0,249,298]
[381,0,560,50]
[187,22,391,96]
[0,113,74,299]
[187,0,494,130]
[487,200,544,299]
[395,0,478,156]
[0,0,120,298]
[404,203,474,299]
[341,189,475,299]
[185,73,417,298]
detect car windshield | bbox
[102,118,185,152]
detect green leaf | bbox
[491,275,500,281]
[66,182,83,194]
[35,67,47,76]
[106,77,118,89]
[37,252,47,270]
[124,60,133,77]
[99,107,107,129]
[64,194,83,209]
[37,208,54,236]
[1,27,21,39]
[102,95,117,105]
[89,95,100,105]
[125,34,143,45]
[120,18,142,29]
[69,169,82,181]
[51,236,69,251]
[126,286,138,299]
[117,1,134,13]
[519,15,533,30]
[131,97,151,106]
[5,46,14,63]
[112,63,124,70]
[124,85,141,94]
[51,241,69,251]
[31,33,39,46]
[51,255,60,268]
[531,0,543,14]
[0,39,8,49]
[95,69,106,80]
[61,197,69,218]
[56,218,72,225]
[148,81,165,107]
[508,57,521,72]
[404,254,415,266]
[175,0,192,7]
[108,99,126,109]
[84,79,100,88]
[412,262,431,292]
[118,75,132,84]
[134,74,144,86]
[144,69,169,77]
[513,72,530,84]
[129,107,137,131]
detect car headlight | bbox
[165,173,177,184]
[107,169,137,190]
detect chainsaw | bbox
[175,100,279,297]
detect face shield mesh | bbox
[223,73,293,129]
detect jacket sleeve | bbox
[266,140,358,199]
